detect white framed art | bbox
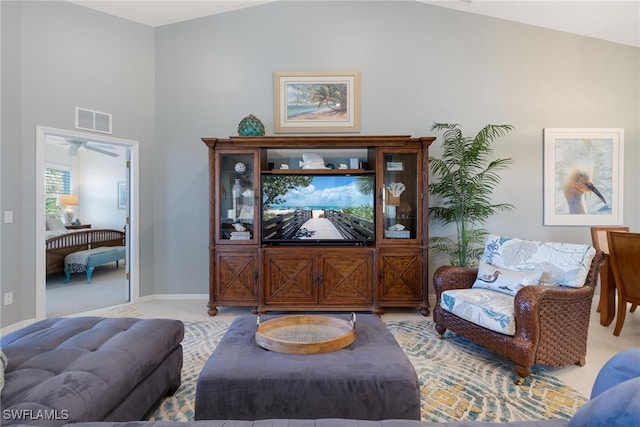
[543,128,624,226]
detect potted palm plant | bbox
[429,122,515,267]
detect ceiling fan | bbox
[65,140,120,158]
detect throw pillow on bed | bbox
[46,217,66,231]
[472,261,542,296]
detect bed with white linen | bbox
[46,216,125,277]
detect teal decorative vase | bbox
[238,114,265,136]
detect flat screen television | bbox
[261,174,375,245]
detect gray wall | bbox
[1,1,23,326]
[1,1,638,327]
[155,1,639,288]
[1,1,155,327]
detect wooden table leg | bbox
[599,256,616,326]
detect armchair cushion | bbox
[472,261,542,296]
[483,234,596,288]
[441,288,516,336]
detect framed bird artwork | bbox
[543,128,624,226]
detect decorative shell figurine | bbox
[238,114,265,136]
[299,152,329,169]
[388,223,406,231]
[232,222,246,231]
[387,182,406,197]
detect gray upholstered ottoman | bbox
[194,314,420,421]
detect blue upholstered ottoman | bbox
[64,246,126,283]
[194,314,420,421]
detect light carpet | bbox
[148,318,587,423]
[47,264,128,317]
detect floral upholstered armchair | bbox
[433,235,604,383]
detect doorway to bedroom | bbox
[35,126,140,319]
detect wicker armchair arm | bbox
[515,284,594,306]
[512,284,596,355]
[432,265,478,301]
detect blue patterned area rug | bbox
[148,318,587,423]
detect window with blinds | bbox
[45,166,71,215]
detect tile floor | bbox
[77,295,639,397]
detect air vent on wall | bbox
[75,107,112,134]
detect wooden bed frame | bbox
[46,229,126,277]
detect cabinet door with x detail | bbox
[378,248,423,303]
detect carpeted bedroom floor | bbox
[46,263,128,317]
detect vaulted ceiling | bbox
[67,1,639,47]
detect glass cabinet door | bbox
[218,152,255,243]
[380,151,419,241]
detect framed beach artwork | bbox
[117,181,127,210]
[274,70,360,133]
[543,128,624,226]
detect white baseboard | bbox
[138,294,208,302]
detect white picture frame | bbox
[543,128,624,226]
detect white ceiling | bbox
[67,0,639,47]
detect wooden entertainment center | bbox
[202,135,434,316]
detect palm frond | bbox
[428,122,515,267]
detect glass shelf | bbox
[381,153,418,240]
[219,153,255,241]
[265,148,370,172]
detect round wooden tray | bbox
[255,313,356,355]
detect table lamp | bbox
[59,194,79,225]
